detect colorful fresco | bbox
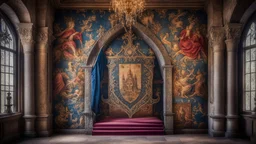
[174,103,192,128]
[53,9,207,129]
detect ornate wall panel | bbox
[102,31,159,118]
[53,9,207,129]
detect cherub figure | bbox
[108,14,118,28]
[168,10,186,29]
[84,33,96,52]
[96,25,106,38]
[81,15,96,32]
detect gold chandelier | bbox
[110,0,146,30]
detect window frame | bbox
[242,12,256,112]
[0,11,20,114]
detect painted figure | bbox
[97,25,106,38]
[81,15,96,32]
[55,104,69,128]
[108,14,118,28]
[191,70,207,97]
[55,17,82,60]
[168,10,186,29]
[178,107,186,122]
[84,33,96,52]
[140,11,154,27]
[53,69,70,97]
[179,17,206,60]
[174,69,194,98]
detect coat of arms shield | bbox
[119,64,141,103]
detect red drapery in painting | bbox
[57,29,82,60]
[179,29,205,59]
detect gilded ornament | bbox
[103,31,157,118]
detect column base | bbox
[165,130,174,135]
[250,115,256,143]
[37,130,53,137]
[24,115,36,137]
[24,131,36,137]
[251,136,256,143]
[211,130,225,137]
[226,115,240,138]
[164,113,174,135]
[85,130,93,135]
[210,114,225,137]
[225,131,240,138]
[83,111,94,135]
[36,114,52,137]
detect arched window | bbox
[243,12,256,111]
[0,12,17,113]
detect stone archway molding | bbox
[86,23,171,74]
[83,23,174,135]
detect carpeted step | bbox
[93,126,164,130]
[92,117,164,135]
[92,130,164,135]
[99,117,163,124]
[94,122,163,127]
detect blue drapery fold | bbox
[91,50,107,115]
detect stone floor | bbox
[14,134,253,144]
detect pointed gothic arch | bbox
[86,23,171,75]
[84,23,174,134]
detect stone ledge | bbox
[54,129,86,134]
[226,115,240,119]
[211,130,225,137]
[209,114,226,119]
[175,129,208,134]
[163,112,175,116]
[225,131,240,138]
[0,112,22,122]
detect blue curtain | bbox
[91,50,107,115]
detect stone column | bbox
[163,65,174,134]
[209,26,226,137]
[35,27,51,136]
[18,23,36,137]
[83,66,94,134]
[225,23,242,138]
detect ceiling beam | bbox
[53,0,206,9]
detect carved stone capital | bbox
[209,26,225,52]
[18,23,34,45]
[37,27,48,44]
[209,26,225,43]
[225,23,242,40]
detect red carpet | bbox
[92,117,164,135]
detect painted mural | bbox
[53,9,207,129]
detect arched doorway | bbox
[83,23,174,134]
